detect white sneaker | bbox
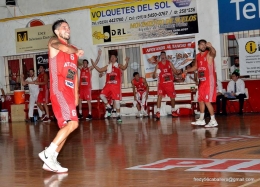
[136,112,143,118]
[39,148,58,171]
[43,162,68,173]
[142,110,148,117]
[205,120,218,128]
[191,119,206,126]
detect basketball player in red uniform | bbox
[35,65,50,122]
[185,39,218,127]
[131,72,149,117]
[152,51,180,120]
[38,19,84,173]
[91,54,129,122]
[78,49,101,120]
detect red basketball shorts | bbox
[50,92,78,128]
[37,89,49,104]
[198,82,216,102]
[101,84,121,100]
[158,82,176,98]
[79,87,92,100]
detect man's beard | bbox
[200,48,207,52]
[59,33,70,40]
[235,63,239,67]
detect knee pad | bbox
[100,94,108,103]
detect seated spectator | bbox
[229,57,249,79]
[222,72,246,116]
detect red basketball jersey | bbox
[49,40,78,97]
[79,67,91,89]
[38,72,48,92]
[107,65,121,85]
[196,50,216,86]
[132,77,147,92]
[158,60,174,84]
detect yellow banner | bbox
[15,24,53,53]
[90,0,198,44]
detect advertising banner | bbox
[239,37,260,75]
[35,54,49,73]
[91,0,198,44]
[218,0,260,33]
[15,24,53,53]
[142,39,195,81]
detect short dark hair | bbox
[83,59,89,64]
[52,19,68,36]
[198,39,207,45]
[234,56,239,60]
[232,71,240,77]
[39,65,46,69]
[29,68,34,72]
[109,54,117,60]
[161,51,166,55]
[133,72,139,77]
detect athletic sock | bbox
[46,142,58,155]
[89,112,91,115]
[79,110,82,114]
[171,108,175,112]
[157,108,160,112]
[54,151,59,160]
[199,113,205,120]
[210,115,216,121]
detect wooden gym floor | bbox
[1,113,260,187]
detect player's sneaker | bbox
[40,115,47,121]
[117,116,122,122]
[43,117,51,122]
[112,110,117,118]
[86,114,92,120]
[78,114,83,119]
[155,112,160,120]
[104,111,108,118]
[205,120,218,128]
[106,107,112,117]
[191,119,206,126]
[39,148,58,171]
[136,112,143,118]
[172,111,179,117]
[42,162,68,173]
[142,110,149,117]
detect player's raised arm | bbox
[120,57,130,70]
[91,59,107,73]
[90,49,102,71]
[206,42,216,58]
